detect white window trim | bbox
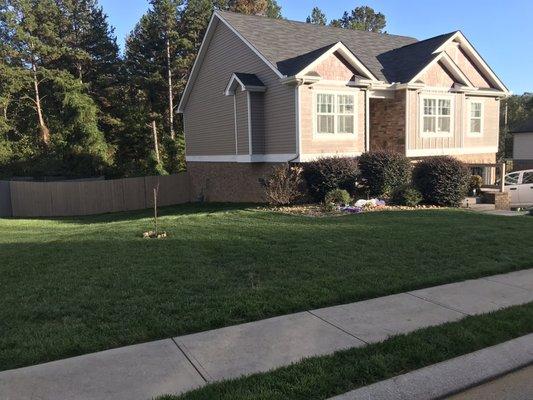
[467,100,484,137]
[419,94,454,138]
[313,89,358,139]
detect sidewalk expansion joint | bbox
[406,292,471,317]
[482,277,533,293]
[307,310,370,345]
[171,337,209,383]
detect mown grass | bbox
[1,204,532,371]
[162,302,533,400]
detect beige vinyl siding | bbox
[314,51,358,81]
[250,92,265,154]
[300,84,365,155]
[406,90,500,152]
[418,62,456,88]
[444,43,492,88]
[183,21,295,156]
[235,90,249,155]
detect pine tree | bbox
[306,6,327,25]
[330,6,386,32]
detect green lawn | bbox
[162,302,533,400]
[0,204,532,372]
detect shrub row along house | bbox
[178,11,509,202]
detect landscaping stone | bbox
[0,340,204,400]
[175,312,364,381]
[409,278,533,315]
[311,293,465,344]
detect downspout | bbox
[233,93,238,158]
[365,89,370,152]
[288,80,303,163]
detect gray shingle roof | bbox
[376,32,457,83]
[217,11,447,83]
[234,72,265,87]
[510,118,533,134]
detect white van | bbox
[503,169,533,207]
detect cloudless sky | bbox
[99,0,532,94]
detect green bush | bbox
[324,189,351,207]
[302,157,359,202]
[390,185,423,207]
[413,156,471,206]
[358,151,412,197]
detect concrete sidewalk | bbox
[1,269,532,400]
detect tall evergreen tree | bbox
[306,6,327,25]
[330,5,386,32]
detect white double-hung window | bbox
[468,101,483,136]
[315,92,356,135]
[421,96,453,137]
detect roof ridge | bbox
[215,10,418,41]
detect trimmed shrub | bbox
[302,157,359,202]
[263,164,304,206]
[358,151,412,197]
[324,189,351,206]
[413,156,471,206]
[390,185,423,207]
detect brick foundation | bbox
[187,162,280,203]
[482,191,511,210]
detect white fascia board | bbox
[295,42,379,82]
[406,146,498,157]
[186,154,297,163]
[177,13,218,113]
[178,12,283,113]
[433,31,509,93]
[224,74,267,96]
[439,53,475,87]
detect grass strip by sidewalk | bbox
[159,302,533,400]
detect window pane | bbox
[338,95,354,114]
[523,172,533,184]
[423,116,436,133]
[317,94,334,114]
[317,115,334,134]
[470,118,481,133]
[438,116,450,133]
[438,99,451,116]
[338,115,354,133]
[505,173,520,185]
[424,99,436,115]
[471,102,482,118]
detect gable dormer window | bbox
[315,92,356,135]
[420,95,453,137]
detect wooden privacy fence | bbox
[0,173,190,218]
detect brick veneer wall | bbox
[369,90,406,153]
[187,162,279,203]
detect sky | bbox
[98,0,532,94]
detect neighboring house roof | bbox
[217,10,417,82]
[510,118,533,134]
